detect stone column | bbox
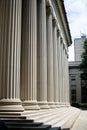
[60,41,63,104]
[62,44,65,103]
[46,6,56,108]
[61,42,66,105]
[37,0,49,109]
[0,0,24,112]
[20,0,40,110]
[63,48,67,104]
[53,20,59,105]
[57,31,61,106]
[59,38,63,103]
[65,52,70,105]
[66,55,70,104]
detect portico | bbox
[0,0,71,112]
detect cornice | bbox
[56,0,72,46]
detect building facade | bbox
[69,61,82,103]
[74,35,86,61]
[0,0,71,113]
[69,36,87,103]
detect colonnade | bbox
[0,0,70,113]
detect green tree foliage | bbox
[79,38,87,80]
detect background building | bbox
[69,35,87,103]
[74,35,86,61]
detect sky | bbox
[64,0,87,61]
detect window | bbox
[71,89,76,94]
[71,78,75,81]
[71,76,76,81]
[72,95,76,102]
[71,85,76,87]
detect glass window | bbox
[71,89,76,94]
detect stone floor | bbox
[71,110,87,130]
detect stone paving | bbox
[71,110,87,130]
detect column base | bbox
[59,102,70,107]
[0,99,24,112]
[22,100,40,110]
[48,102,56,108]
[65,103,70,107]
[38,101,50,109]
[55,102,61,107]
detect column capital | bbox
[46,0,50,6]
[53,18,57,27]
[46,6,53,15]
[57,29,60,36]
[60,37,63,44]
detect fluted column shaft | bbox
[64,50,67,102]
[57,32,61,105]
[53,20,59,103]
[0,0,24,112]
[37,0,49,109]
[66,55,70,103]
[58,38,63,103]
[62,44,65,103]
[46,6,56,108]
[63,48,67,104]
[21,0,39,110]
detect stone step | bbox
[42,111,69,125]
[61,128,70,130]
[53,108,80,129]
[2,119,33,123]
[29,109,69,122]
[45,110,74,126]
[1,107,80,130]
[0,115,26,120]
[8,124,51,130]
[26,108,67,119]
[36,107,72,125]
[61,109,80,129]
[49,127,61,130]
[71,110,87,130]
[0,120,8,129]
[6,122,43,127]
[0,117,61,130]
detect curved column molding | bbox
[53,19,59,106]
[20,0,40,110]
[46,6,56,108]
[0,0,24,112]
[37,0,49,109]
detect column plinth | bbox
[22,101,39,110]
[0,0,24,113]
[0,99,23,112]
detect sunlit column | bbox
[46,6,56,108]
[0,0,24,112]
[37,0,49,109]
[21,0,40,110]
[53,20,59,104]
[56,30,61,107]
